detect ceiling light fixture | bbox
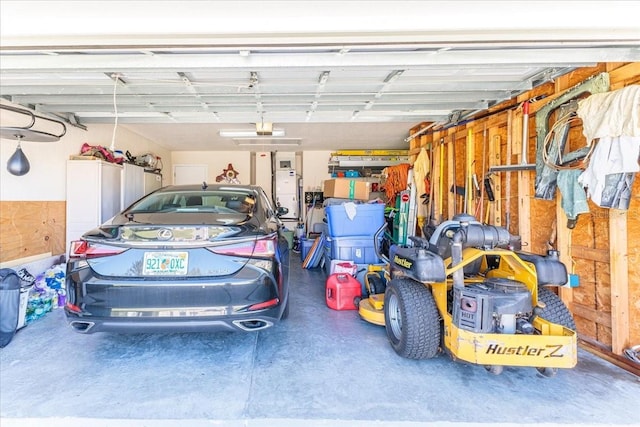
[218,129,285,138]
[233,137,301,146]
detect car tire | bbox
[384,278,440,359]
[537,286,576,330]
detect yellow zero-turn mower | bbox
[358,214,577,376]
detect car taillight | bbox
[209,236,276,257]
[69,240,128,259]
[65,302,83,313]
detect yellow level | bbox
[333,149,409,156]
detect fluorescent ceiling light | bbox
[233,137,301,146]
[220,129,285,137]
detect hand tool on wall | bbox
[505,110,512,231]
[479,124,487,222]
[520,100,535,169]
[451,133,458,215]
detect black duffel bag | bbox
[0,268,21,348]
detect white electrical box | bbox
[275,152,296,171]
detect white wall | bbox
[171,151,250,185]
[301,151,332,193]
[0,113,171,201]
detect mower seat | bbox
[517,252,568,286]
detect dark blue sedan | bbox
[64,184,290,334]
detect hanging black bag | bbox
[0,268,21,348]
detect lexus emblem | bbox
[157,229,173,240]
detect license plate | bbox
[143,252,189,276]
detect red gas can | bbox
[326,273,362,310]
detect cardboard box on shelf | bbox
[323,179,370,200]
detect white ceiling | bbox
[1,1,639,151]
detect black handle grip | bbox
[484,178,495,202]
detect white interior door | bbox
[173,164,208,185]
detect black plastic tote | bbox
[0,268,21,348]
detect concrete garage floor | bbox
[1,256,639,427]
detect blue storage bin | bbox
[300,237,314,261]
[325,235,381,264]
[325,202,385,237]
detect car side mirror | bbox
[276,206,289,217]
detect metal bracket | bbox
[0,103,67,142]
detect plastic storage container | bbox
[300,237,314,261]
[325,273,361,310]
[325,235,381,264]
[325,202,385,237]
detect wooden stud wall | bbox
[407,62,640,358]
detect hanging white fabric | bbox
[576,84,640,144]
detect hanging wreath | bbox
[215,163,241,184]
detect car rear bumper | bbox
[64,308,282,334]
[64,260,288,334]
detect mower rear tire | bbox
[384,278,440,359]
[537,286,576,330]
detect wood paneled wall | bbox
[0,201,66,263]
[408,62,640,357]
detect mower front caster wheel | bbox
[485,365,504,375]
[536,367,558,377]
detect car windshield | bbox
[127,190,257,215]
